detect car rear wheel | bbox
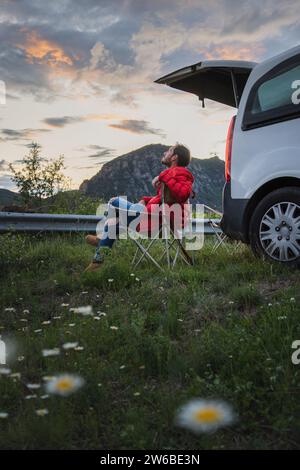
[249,187,300,266]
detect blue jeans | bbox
[93,197,146,263]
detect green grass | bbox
[0,233,299,449]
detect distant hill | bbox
[80,144,225,210]
[0,188,21,208]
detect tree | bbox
[9,142,71,204]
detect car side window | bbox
[243,54,300,130]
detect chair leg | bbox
[132,239,164,272]
[177,240,194,265]
[162,223,171,269]
[131,246,140,265]
[171,229,194,266]
[133,229,161,267]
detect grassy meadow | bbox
[0,233,299,449]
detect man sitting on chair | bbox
[84,143,194,272]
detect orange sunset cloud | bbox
[17,29,74,67]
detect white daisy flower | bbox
[42,348,60,357]
[27,383,41,390]
[69,306,93,316]
[93,316,100,320]
[42,321,51,325]
[53,316,61,320]
[23,309,30,314]
[41,395,49,400]
[42,376,55,382]
[110,326,119,330]
[62,342,78,350]
[0,367,11,375]
[133,392,140,396]
[68,323,76,327]
[4,307,15,312]
[10,373,21,379]
[74,346,84,351]
[34,329,42,333]
[120,365,126,369]
[17,356,25,362]
[108,279,114,283]
[81,291,88,294]
[46,374,84,396]
[97,311,107,317]
[35,409,48,416]
[61,303,69,307]
[290,297,295,302]
[175,399,235,434]
[25,395,37,400]
[0,412,9,418]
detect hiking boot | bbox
[85,235,99,247]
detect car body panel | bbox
[155,60,256,107]
[155,45,300,242]
[231,44,300,200]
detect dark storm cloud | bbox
[82,145,115,162]
[1,0,300,101]
[0,1,215,100]
[87,145,108,150]
[0,128,51,141]
[74,144,115,165]
[43,116,86,128]
[109,119,166,137]
[87,151,114,159]
[43,115,118,128]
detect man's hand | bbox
[152,176,161,189]
[138,199,146,205]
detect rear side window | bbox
[243,54,300,130]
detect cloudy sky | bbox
[1,0,300,191]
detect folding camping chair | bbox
[115,183,195,272]
[205,204,242,253]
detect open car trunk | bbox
[155,60,257,108]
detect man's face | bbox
[161,146,177,167]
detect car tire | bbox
[249,187,300,267]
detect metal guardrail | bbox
[0,212,222,234]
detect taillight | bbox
[225,115,236,182]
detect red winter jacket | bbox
[137,166,194,234]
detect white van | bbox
[156,45,300,266]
